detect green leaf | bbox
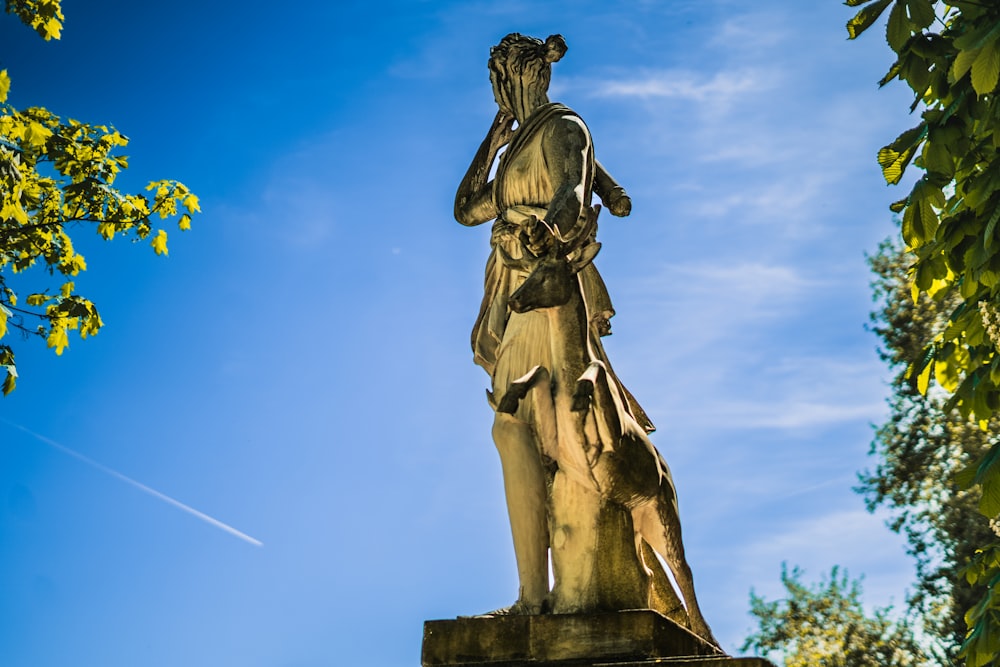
[878,125,926,184]
[985,207,1000,251]
[955,20,1000,51]
[956,461,979,489]
[906,0,935,30]
[972,38,1000,96]
[2,371,15,396]
[908,342,936,387]
[879,58,903,87]
[886,0,911,51]
[902,183,940,245]
[953,47,980,83]
[981,475,1000,517]
[923,139,953,178]
[847,0,894,40]
[974,442,1000,487]
[903,202,923,246]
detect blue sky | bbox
[1,1,923,665]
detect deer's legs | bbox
[634,500,720,649]
[492,412,549,612]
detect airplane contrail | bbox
[1,417,263,547]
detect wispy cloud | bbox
[705,398,884,431]
[2,418,263,547]
[740,508,911,603]
[630,261,819,329]
[664,261,818,297]
[589,69,770,105]
[709,14,790,53]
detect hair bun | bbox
[544,34,567,63]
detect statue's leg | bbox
[549,470,598,612]
[492,412,549,611]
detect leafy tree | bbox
[743,242,994,666]
[845,2,1000,663]
[742,565,928,667]
[0,0,199,394]
[865,239,996,664]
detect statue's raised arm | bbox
[454,111,513,227]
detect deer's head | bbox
[501,207,602,314]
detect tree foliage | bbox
[742,565,928,667]
[865,239,996,664]
[846,2,1000,664]
[0,0,198,394]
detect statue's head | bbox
[489,33,567,117]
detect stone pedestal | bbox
[421,610,776,667]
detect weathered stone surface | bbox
[421,611,774,667]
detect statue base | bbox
[421,610,776,667]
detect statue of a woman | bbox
[454,31,653,609]
[454,36,715,647]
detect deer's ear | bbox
[571,242,601,274]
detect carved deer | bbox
[497,206,718,647]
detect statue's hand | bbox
[488,111,515,153]
[605,186,632,217]
[522,215,551,257]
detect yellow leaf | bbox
[47,325,69,356]
[151,229,168,256]
[917,359,933,394]
[25,121,53,148]
[0,306,7,339]
[934,358,960,392]
[60,281,74,298]
[178,214,191,231]
[0,69,9,103]
[182,193,200,214]
[81,311,102,339]
[927,268,954,298]
[44,17,62,40]
[68,254,86,275]
[10,202,28,226]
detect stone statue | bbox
[454,33,718,648]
